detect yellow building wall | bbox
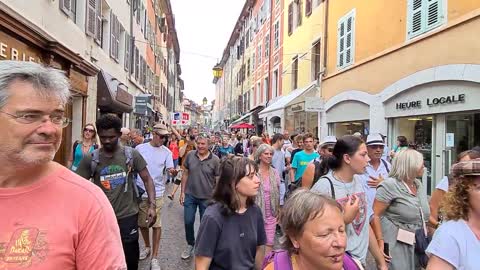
[282,1,325,95]
[322,15,480,100]
[325,0,480,75]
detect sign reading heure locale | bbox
[396,94,465,110]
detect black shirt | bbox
[195,203,266,270]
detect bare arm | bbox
[426,255,455,270]
[195,256,212,270]
[138,168,156,204]
[255,245,265,270]
[301,163,315,188]
[179,168,189,205]
[368,225,389,270]
[429,189,446,228]
[290,168,296,184]
[170,126,182,140]
[67,143,75,169]
[372,199,389,252]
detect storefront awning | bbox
[97,70,133,113]
[259,82,317,119]
[231,111,253,125]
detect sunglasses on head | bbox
[84,128,95,133]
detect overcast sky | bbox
[170,1,245,105]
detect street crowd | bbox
[1,61,479,270]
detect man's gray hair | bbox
[0,61,71,109]
[254,143,274,163]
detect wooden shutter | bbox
[110,12,115,58]
[345,15,355,65]
[408,0,424,38]
[337,20,345,67]
[306,0,312,17]
[426,0,443,30]
[95,0,102,44]
[85,0,96,37]
[297,0,302,26]
[125,33,130,71]
[288,3,293,35]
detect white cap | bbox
[320,136,337,147]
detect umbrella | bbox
[230,123,255,129]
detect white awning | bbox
[259,81,317,119]
[231,111,253,125]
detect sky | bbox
[170,0,246,105]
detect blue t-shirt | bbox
[426,219,480,270]
[291,150,319,181]
[218,145,234,159]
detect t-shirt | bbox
[0,167,126,269]
[311,171,369,264]
[135,143,174,198]
[184,151,221,199]
[290,148,302,162]
[426,220,480,270]
[291,150,319,181]
[435,175,449,192]
[357,160,391,217]
[218,145,234,159]
[76,146,148,219]
[195,203,266,270]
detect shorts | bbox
[138,197,164,228]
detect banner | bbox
[171,112,190,125]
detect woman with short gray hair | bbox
[254,143,281,254]
[372,149,430,270]
[263,189,363,270]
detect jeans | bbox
[118,214,139,270]
[184,193,208,246]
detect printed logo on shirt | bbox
[99,165,127,191]
[0,228,48,268]
[337,192,367,236]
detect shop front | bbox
[384,80,480,194]
[0,6,98,166]
[326,100,370,138]
[134,94,154,129]
[259,82,318,135]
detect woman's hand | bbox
[343,195,360,224]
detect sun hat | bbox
[366,133,385,146]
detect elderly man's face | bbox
[0,80,64,165]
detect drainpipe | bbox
[319,0,329,139]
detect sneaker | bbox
[139,247,151,260]
[180,245,194,260]
[150,258,161,270]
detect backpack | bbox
[90,146,144,201]
[261,250,363,270]
[234,142,244,155]
[381,159,390,173]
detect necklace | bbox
[333,172,353,197]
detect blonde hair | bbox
[81,123,99,146]
[441,177,472,221]
[389,149,424,181]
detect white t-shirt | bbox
[135,143,174,197]
[427,219,480,270]
[435,176,449,192]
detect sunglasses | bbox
[369,145,385,149]
[84,128,95,133]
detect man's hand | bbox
[169,168,178,177]
[343,195,360,224]
[179,192,185,206]
[147,204,157,227]
[368,175,384,188]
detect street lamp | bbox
[212,64,223,79]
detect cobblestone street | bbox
[138,184,198,270]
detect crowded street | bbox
[1,0,480,270]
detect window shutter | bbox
[345,15,354,65]
[408,0,424,38]
[125,33,130,71]
[60,0,71,14]
[306,0,312,17]
[95,0,102,44]
[337,20,345,67]
[110,12,115,58]
[426,0,443,30]
[297,0,302,26]
[85,0,96,37]
[288,3,293,35]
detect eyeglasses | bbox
[84,128,95,133]
[0,110,71,128]
[327,148,334,152]
[369,145,385,150]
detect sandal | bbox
[167,195,174,200]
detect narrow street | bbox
[138,184,198,270]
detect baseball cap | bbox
[451,159,480,178]
[153,123,170,135]
[366,134,385,146]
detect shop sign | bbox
[305,97,324,112]
[0,32,41,62]
[291,103,304,112]
[396,94,465,110]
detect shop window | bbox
[60,0,76,21]
[337,9,355,69]
[331,121,369,138]
[407,0,445,40]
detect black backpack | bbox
[234,142,244,155]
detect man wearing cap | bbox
[360,133,392,217]
[315,136,337,162]
[135,123,175,270]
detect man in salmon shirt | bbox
[0,61,126,269]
